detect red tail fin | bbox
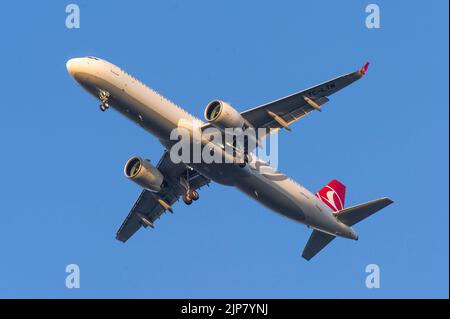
[315,180,346,212]
[360,62,370,76]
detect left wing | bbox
[116,151,210,242]
[241,63,369,134]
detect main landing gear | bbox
[182,169,200,205]
[238,153,250,168]
[99,90,111,112]
[183,189,199,205]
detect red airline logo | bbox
[315,179,346,212]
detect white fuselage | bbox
[67,57,357,239]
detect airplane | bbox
[66,56,393,260]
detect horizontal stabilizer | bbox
[302,229,336,261]
[336,197,394,226]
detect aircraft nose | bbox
[66,58,82,76]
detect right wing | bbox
[241,63,369,137]
[116,151,210,242]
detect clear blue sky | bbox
[0,1,448,298]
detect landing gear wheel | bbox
[99,102,110,111]
[189,190,199,201]
[99,90,110,112]
[183,194,193,205]
[238,153,250,168]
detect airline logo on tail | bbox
[315,179,346,212]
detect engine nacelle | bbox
[124,156,164,192]
[204,100,245,130]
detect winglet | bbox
[360,62,370,76]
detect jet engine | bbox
[124,156,164,192]
[204,100,246,130]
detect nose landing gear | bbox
[99,103,109,112]
[99,90,111,112]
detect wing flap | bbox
[241,64,367,131]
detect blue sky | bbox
[0,1,448,298]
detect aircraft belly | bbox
[191,162,307,222]
[73,72,186,140]
[111,92,175,139]
[236,172,306,222]
[190,163,242,186]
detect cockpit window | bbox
[88,56,99,60]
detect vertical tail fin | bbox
[315,179,346,212]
